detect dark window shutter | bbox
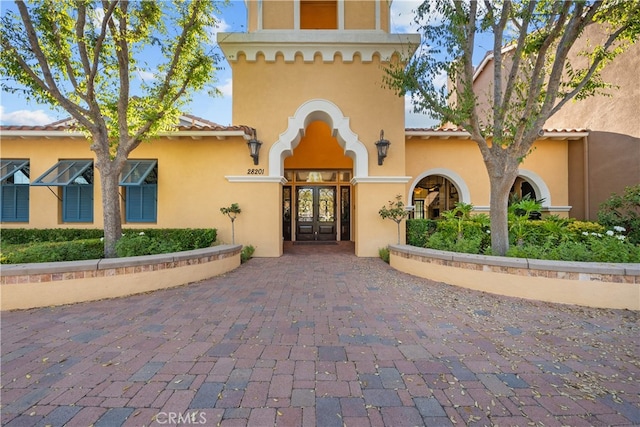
[1,185,29,222]
[126,185,157,222]
[63,185,93,222]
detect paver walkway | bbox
[1,242,639,426]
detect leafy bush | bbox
[566,221,605,236]
[598,185,640,244]
[115,229,216,257]
[427,232,485,254]
[2,239,104,263]
[241,245,255,263]
[1,228,217,263]
[115,234,179,257]
[416,204,639,263]
[406,219,437,247]
[379,247,390,263]
[426,212,491,254]
[0,228,104,244]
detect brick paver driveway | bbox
[2,243,639,426]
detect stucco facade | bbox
[1,0,587,257]
[471,23,640,220]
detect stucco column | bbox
[352,178,411,257]
[224,177,286,257]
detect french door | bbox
[296,186,336,241]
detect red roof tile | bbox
[0,121,255,136]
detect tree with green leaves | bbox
[379,194,409,245]
[1,0,222,257]
[386,1,640,255]
[220,203,241,245]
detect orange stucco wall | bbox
[257,0,388,31]
[0,135,260,248]
[229,52,407,256]
[403,137,569,212]
[472,24,639,220]
[231,54,406,177]
[263,0,294,29]
[344,1,375,29]
[284,121,353,169]
[1,138,103,229]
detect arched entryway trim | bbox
[407,168,471,207]
[268,99,369,178]
[517,169,552,207]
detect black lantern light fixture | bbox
[375,129,390,165]
[247,129,262,165]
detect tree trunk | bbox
[231,218,235,245]
[487,161,519,256]
[99,165,123,258]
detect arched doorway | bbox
[270,99,368,244]
[281,120,353,242]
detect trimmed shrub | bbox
[1,228,217,263]
[241,245,255,263]
[379,247,390,263]
[2,239,104,263]
[406,219,437,247]
[0,228,104,244]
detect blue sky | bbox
[0,1,494,128]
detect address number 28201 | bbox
[247,168,264,175]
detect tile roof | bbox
[405,126,588,133]
[0,119,255,136]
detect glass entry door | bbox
[296,186,336,241]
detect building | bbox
[1,1,595,257]
[470,23,640,220]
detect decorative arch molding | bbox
[517,169,552,207]
[407,168,471,207]
[268,99,369,178]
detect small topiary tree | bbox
[379,195,409,245]
[220,203,241,244]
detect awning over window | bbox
[32,160,93,186]
[1,159,29,182]
[119,160,157,186]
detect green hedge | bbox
[2,239,105,264]
[1,228,217,264]
[406,219,438,247]
[1,228,105,244]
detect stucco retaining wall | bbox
[389,245,640,310]
[0,245,242,311]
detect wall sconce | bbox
[247,130,262,165]
[375,129,390,165]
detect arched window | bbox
[412,175,459,219]
[510,176,538,202]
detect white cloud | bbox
[404,94,439,129]
[0,106,55,126]
[217,78,233,98]
[208,15,232,42]
[390,0,422,33]
[137,69,158,82]
[433,69,448,92]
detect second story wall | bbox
[249,0,391,32]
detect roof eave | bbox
[0,129,253,140]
